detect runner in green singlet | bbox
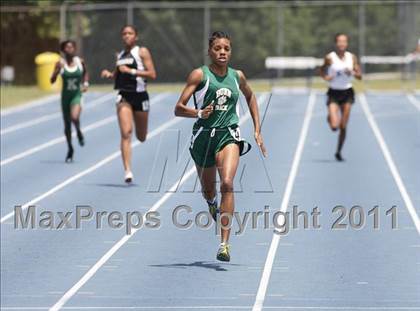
[175,31,267,262]
[51,40,89,162]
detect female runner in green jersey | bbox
[175,31,267,262]
[51,40,89,162]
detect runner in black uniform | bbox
[101,25,156,183]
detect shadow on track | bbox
[149,261,241,272]
[92,183,139,188]
[311,158,342,163]
[40,160,74,164]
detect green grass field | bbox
[1,77,418,110]
[0,85,59,109]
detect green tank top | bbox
[61,57,83,97]
[193,65,240,129]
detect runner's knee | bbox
[121,128,132,140]
[64,121,71,134]
[330,120,339,131]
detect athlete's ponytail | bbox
[209,31,231,47]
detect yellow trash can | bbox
[35,52,62,91]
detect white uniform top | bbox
[60,56,83,74]
[327,51,354,90]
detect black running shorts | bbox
[326,88,355,105]
[117,91,150,112]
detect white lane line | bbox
[49,93,269,311]
[406,94,420,112]
[1,116,116,166]
[0,93,168,167]
[1,94,60,116]
[0,93,174,223]
[2,114,62,135]
[4,306,420,310]
[1,93,115,135]
[0,116,176,223]
[359,93,420,235]
[252,91,316,311]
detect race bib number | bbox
[142,100,150,111]
[116,94,122,104]
[229,127,241,141]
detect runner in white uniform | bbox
[320,33,362,161]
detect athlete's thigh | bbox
[339,103,352,129]
[215,143,240,183]
[328,103,340,128]
[70,104,81,120]
[117,101,133,136]
[195,164,217,193]
[133,110,149,140]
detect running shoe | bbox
[65,147,74,163]
[335,152,344,162]
[216,243,230,262]
[124,171,133,183]
[77,130,85,147]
